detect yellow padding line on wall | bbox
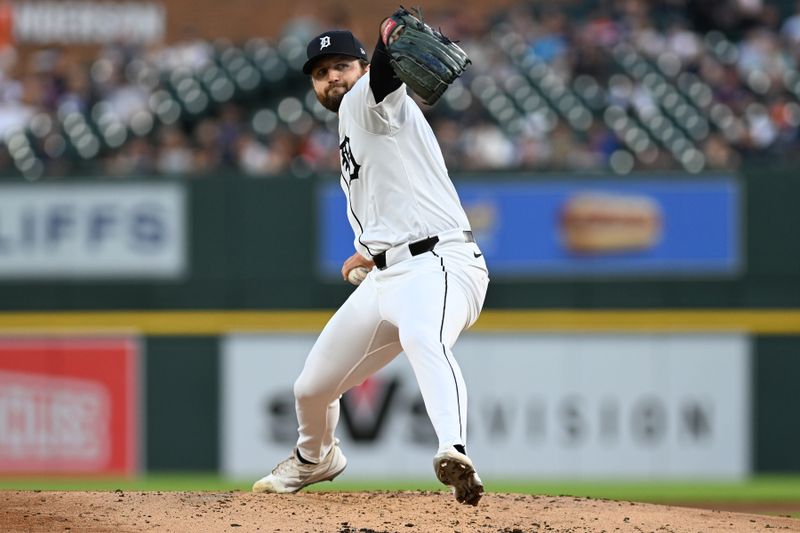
[0,310,799,335]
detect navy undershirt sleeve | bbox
[369,37,402,104]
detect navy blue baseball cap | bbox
[303,30,368,75]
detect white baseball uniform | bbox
[293,72,489,462]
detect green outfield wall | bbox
[753,336,800,473]
[0,166,798,311]
[0,167,798,476]
[132,325,800,474]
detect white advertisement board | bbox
[222,333,750,480]
[0,183,186,279]
[13,2,165,44]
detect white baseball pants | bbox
[293,238,489,462]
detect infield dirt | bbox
[2,490,799,532]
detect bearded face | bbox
[310,56,368,113]
[318,83,349,113]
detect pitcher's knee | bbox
[399,329,440,357]
[293,374,332,405]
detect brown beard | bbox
[319,85,348,113]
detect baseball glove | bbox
[381,6,471,105]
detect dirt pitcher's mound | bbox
[2,490,799,533]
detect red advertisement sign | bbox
[0,338,138,475]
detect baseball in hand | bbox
[347,266,370,286]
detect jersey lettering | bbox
[337,74,472,253]
[340,136,361,182]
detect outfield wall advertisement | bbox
[222,333,750,479]
[0,183,186,279]
[318,177,740,279]
[0,337,139,475]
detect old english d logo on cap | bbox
[303,30,369,74]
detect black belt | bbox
[373,230,474,270]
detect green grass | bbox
[0,474,799,505]
[488,477,800,502]
[0,473,245,492]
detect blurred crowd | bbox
[0,0,799,180]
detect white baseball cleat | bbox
[433,447,484,506]
[252,443,347,493]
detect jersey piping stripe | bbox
[432,250,464,443]
[342,173,377,256]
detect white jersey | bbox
[337,72,471,258]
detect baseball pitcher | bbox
[252,8,488,506]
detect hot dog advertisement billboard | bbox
[318,176,740,278]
